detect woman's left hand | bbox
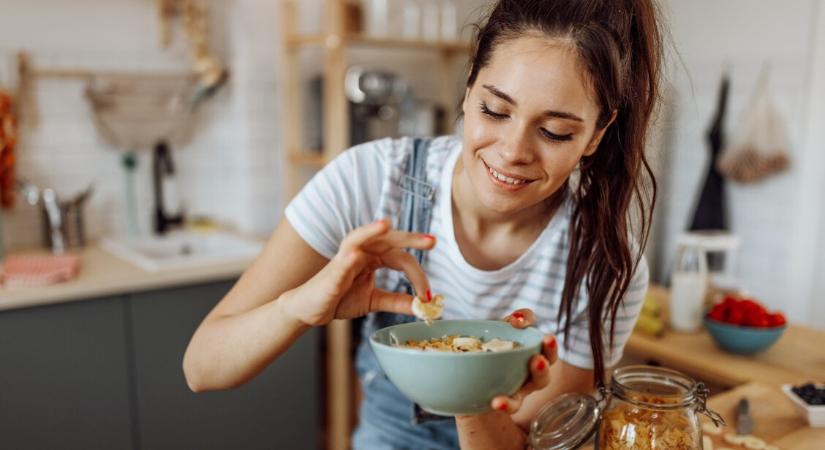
[492,308,558,414]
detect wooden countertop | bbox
[0,245,254,311]
[626,324,825,387]
[704,382,824,450]
[625,287,825,387]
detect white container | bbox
[439,0,458,41]
[401,0,421,40]
[366,0,389,37]
[669,241,708,332]
[420,0,440,41]
[782,384,825,427]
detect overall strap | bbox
[398,137,436,265]
[398,138,452,424]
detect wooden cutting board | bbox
[702,382,824,450]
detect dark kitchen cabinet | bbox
[0,296,134,450]
[0,280,321,450]
[128,281,321,450]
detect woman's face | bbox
[461,35,610,214]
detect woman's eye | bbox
[480,102,508,120]
[540,128,573,142]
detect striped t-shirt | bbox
[285,135,648,369]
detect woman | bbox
[183,0,662,448]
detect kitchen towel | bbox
[0,252,81,288]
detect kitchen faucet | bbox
[152,141,184,235]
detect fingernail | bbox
[512,312,525,322]
[536,359,546,371]
[426,290,432,302]
[497,401,509,412]
[548,337,557,350]
[423,233,436,241]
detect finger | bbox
[340,220,390,253]
[370,288,415,315]
[365,230,436,253]
[380,249,431,301]
[502,308,536,329]
[541,335,559,365]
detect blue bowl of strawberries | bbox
[703,295,787,355]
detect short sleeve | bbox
[556,256,650,370]
[284,143,386,259]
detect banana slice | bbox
[452,337,482,352]
[702,422,723,435]
[703,435,714,450]
[724,434,746,445]
[412,294,444,325]
[481,338,515,352]
[743,436,766,450]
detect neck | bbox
[452,157,565,237]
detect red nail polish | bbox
[536,359,546,371]
[497,402,509,412]
[423,234,436,240]
[426,290,432,302]
[548,338,557,350]
[512,312,525,321]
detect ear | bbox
[461,87,471,115]
[582,110,617,157]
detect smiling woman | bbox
[182,1,663,449]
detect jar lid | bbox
[529,393,599,450]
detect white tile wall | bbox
[0,0,284,250]
[654,0,823,325]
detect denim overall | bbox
[351,138,459,450]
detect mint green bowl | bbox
[369,320,543,416]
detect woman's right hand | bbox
[281,219,436,327]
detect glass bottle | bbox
[670,239,709,332]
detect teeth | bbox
[488,166,526,185]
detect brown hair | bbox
[466,0,662,386]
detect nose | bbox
[499,123,536,165]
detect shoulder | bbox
[338,135,460,183]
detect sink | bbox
[101,231,263,272]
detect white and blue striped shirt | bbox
[285,135,648,369]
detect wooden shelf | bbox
[279,3,470,449]
[288,151,327,168]
[286,33,326,48]
[287,32,472,53]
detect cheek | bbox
[463,111,497,148]
[538,149,583,182]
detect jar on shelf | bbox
[529,366,724,450]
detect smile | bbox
[483,161,534,190]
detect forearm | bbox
[182,288,309,392]
[456,412,527,450]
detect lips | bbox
[482,160,535,189]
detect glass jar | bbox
[530,366,724,450]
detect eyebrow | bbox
[481,84,585,123]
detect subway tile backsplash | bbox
[0,0,283,250]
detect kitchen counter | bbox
[704,382,824,450]
[0,244,256,311]
[625,286,825,387]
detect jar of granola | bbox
[529,366,724,450]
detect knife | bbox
[735,397,753,435]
